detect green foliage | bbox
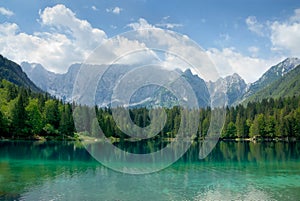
[225,122,237,138]
[25,99,43,135]
[249,114,265,137]
[245,65,300,103]
[10,92,27,137]
[1,78,300,140]
[91,118,101,137]
[0,80,75,139]
[59,104,75,136]
[44,100,60,129]
[43,123,58,136]
[0,110,8,136]
[0,55,41,92]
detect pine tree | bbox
[0,110,7,136]
[25,99,43,135]
[11,93,27,137]
[236,113,245,138]
[44,100,60,129]
[91,118,101,137]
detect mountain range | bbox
[20,60,251,107]
[240,57,300,103]
[21,62,211,108]
[244,60,300,103]
[1,54,300,107]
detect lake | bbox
[0,141,299,200]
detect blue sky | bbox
[1,0,300,82]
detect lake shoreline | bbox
[1,134,299,143]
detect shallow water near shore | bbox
[0,140,299,200]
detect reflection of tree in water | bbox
[0,141,300,200]
[0,141,97,200]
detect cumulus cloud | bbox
[40,4,106,50]
[206,48,280,83]
[125,18,278,82]
[126,19,218,81]
[0,23,18,35]
[0,7,14,17]
[106,7,122,15]
[0,6,291,84]
[245,16,265,36]
[270,8,300,56]
[289,8,300,22]
[127,18,155,30]
[246,8,300,57]
[0,4,107,73]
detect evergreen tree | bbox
[249,114,265,137]
[91,118,101,137]
[0,110,7,136]
[44,100,60,129]
[225,121,237,138]
[59,104,75,137]
[11,92,27,137]
[25,99,43,135]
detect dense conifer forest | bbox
[1,79,300,140]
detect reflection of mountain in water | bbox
[1,141,299,200]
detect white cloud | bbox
[0,7,292,84]
[106,7,122,15]
[248,46,259,56]
[155,16,183,29]
[0,7,14,17]
[0,4,107,73]
[289,8,300,22]
[40,4,106,50]
[91,6,98,11]
[206,48,280,83]
[127,18,154,30]
[163,16,170,20]
[155,23,183,29]
[246,16,265,36]
[128,19,266,82]
[245,9,300,57]
[126,19,218,81]
[0,23,19,35]
[270,8,300,56]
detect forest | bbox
[0,79,300,140]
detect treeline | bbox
[1,79,300,140]
[89,96,300,140]
[222,96,300,139]
[0,80,75,139]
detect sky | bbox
[0,0,300,82]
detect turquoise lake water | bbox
[0,141,299,200]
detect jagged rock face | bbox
[207,73,247,106]
[21,57,300,107]
[21,63,211,108]
[22,62,80,102]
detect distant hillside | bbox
[240,58,300,102]
[0,55,41,92]
[245,64,300,103]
